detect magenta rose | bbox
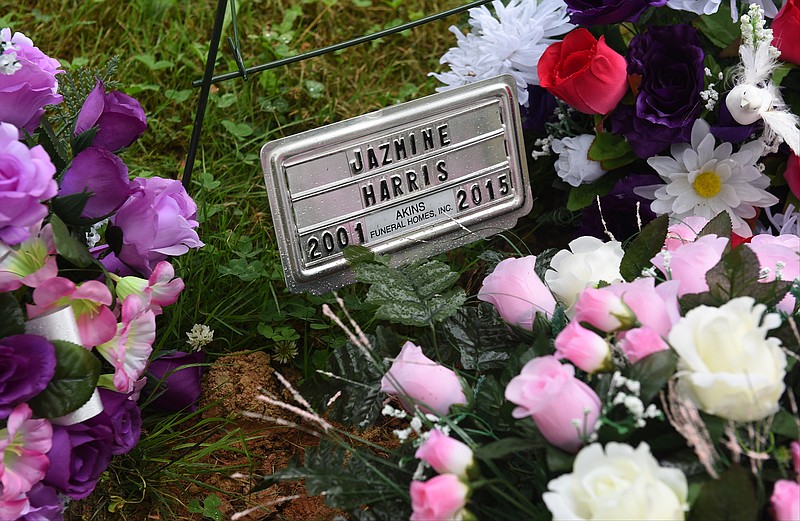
[0,121,57,245]
[84,388,142,455]
[43,422,114,499]
[477,255,557,329]
[0,334,57,420]
[0,28,62,133]
[74,80,146,152]
[145,350,206,412]
[505,355,601,453]
[380,341,467,416]
[109,177,203,276]
[415,430,474,479]
[771,480,800,521]
[58,147,132,219]
[410,474,470,521]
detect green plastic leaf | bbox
[772,410,800,438]
[693,4,739,50]
[690,465,758,521]
[0,293,25,337]
[71,126,98,155]
[619,214,669,281]
[49,214,96,268]
[588,132,637,170]
[51,192,95,226]
[35,118,69,173]
[697,211,732,240]
[477,437,544,460]
[623,349,677,404]
[28,339,101,418]
[566,175,616,212]
[442,303,518,371]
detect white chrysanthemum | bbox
[665,0,778,21]
[640,119,778,237]
[430,0,572,106]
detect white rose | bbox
[669,296,786,422]
[544,236,625,309]
[544,442,688,520]
[551,135,607,187]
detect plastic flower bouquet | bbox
[256,2,800,520]
[0,29,203,519]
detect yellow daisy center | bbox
[693,171,722,198]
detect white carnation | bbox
[551,134,607,187]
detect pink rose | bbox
[617,326,669,364]
[603,278,681,337]
[538,28,628,115]
[747,234,800,313]
[652,234,729,296]
[771,480,800,521]
[415,430,474,479]
[477,256,556,329]
[572,287,635,333]
[554,321,612,373]
[380,341,467,416]
[790,441,800,475]
[505,356,601,453]
[410,474,470,521]
[663,216,710,251]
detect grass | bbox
[4,0,504,518]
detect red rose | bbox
[785,154,800,200]
[538,28,628,115]
[772,0,800,65]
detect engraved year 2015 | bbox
[306,222,366,261]
[456,173,510,211]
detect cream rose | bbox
[543,442,688,520]
[544,236,625,309]
[669,297,787,422]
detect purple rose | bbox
[577,174,659,242]
[84,388,142,455]
[565,0,666,26]
[0,121,57,245]
[58,147,132,219]
[610,25,704,158]
[710,91,761,144]
[146,350,206,412]
[0,28,62,133]
[74,80,146,152]
[0,334,57,420]
[43,422,113,499]
[21,483,63,521]
[110,177,203,276]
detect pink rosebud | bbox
[747,234,800,313]
[410,474,470,521]
[477,256,556,329]
[652,234,728,296]
[505,356,601,453]
[415,430,474,479]
[771,480,800,521]
[573,287,634,332]
[617,326,669,364]
[791,441,800,475]
[380,341,467,416]
[603,278,681,337]
[554,321,612,373]
[663,216,710,251]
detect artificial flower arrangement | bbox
[254,1,800,520]
[0,29,204,520]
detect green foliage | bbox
[588,131,637,170]
[693,4,739,50]
[619,214,669,281]
[188,494,223,521]
[566,174,616,211]
[0,294,25,338]
[691,465,759,521]
[440,303,521,372]
[48,213,98,268]
[29,340,101,418]
[624,350,677,404]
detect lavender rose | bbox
[109,177,203,276]
[0,28,62,133]
[74,80,147,152]
[58,147,132,219]
[0,334,57,420]
[145,350,206,412]
[43,422,114,499]
[0,121,57,245]
[84,388,142,455]
[565,0,666,26]
[21,483,63,521]
[610,24,704,158]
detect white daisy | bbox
[639,119,779,237]
[430,0,572,106]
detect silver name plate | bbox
[261,75,532,294]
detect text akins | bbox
[361,159,448,208]
[349,124,451,175]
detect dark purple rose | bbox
[0,334,56,420]
[84,389,141,455]
[710,91,762,144]
[21,483,64,521]
[610,24,704,158]
[521,85,558,133]
[576,174,659,242]
[58,147,132,219]
[565,0,666,26]
[110,177,203,276]
[146,350,206,412]
[0,29,62,133]
[0,121,57,245]
[43,422,113,499]
[74,80,147,152]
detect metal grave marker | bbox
[261,74,532,294]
